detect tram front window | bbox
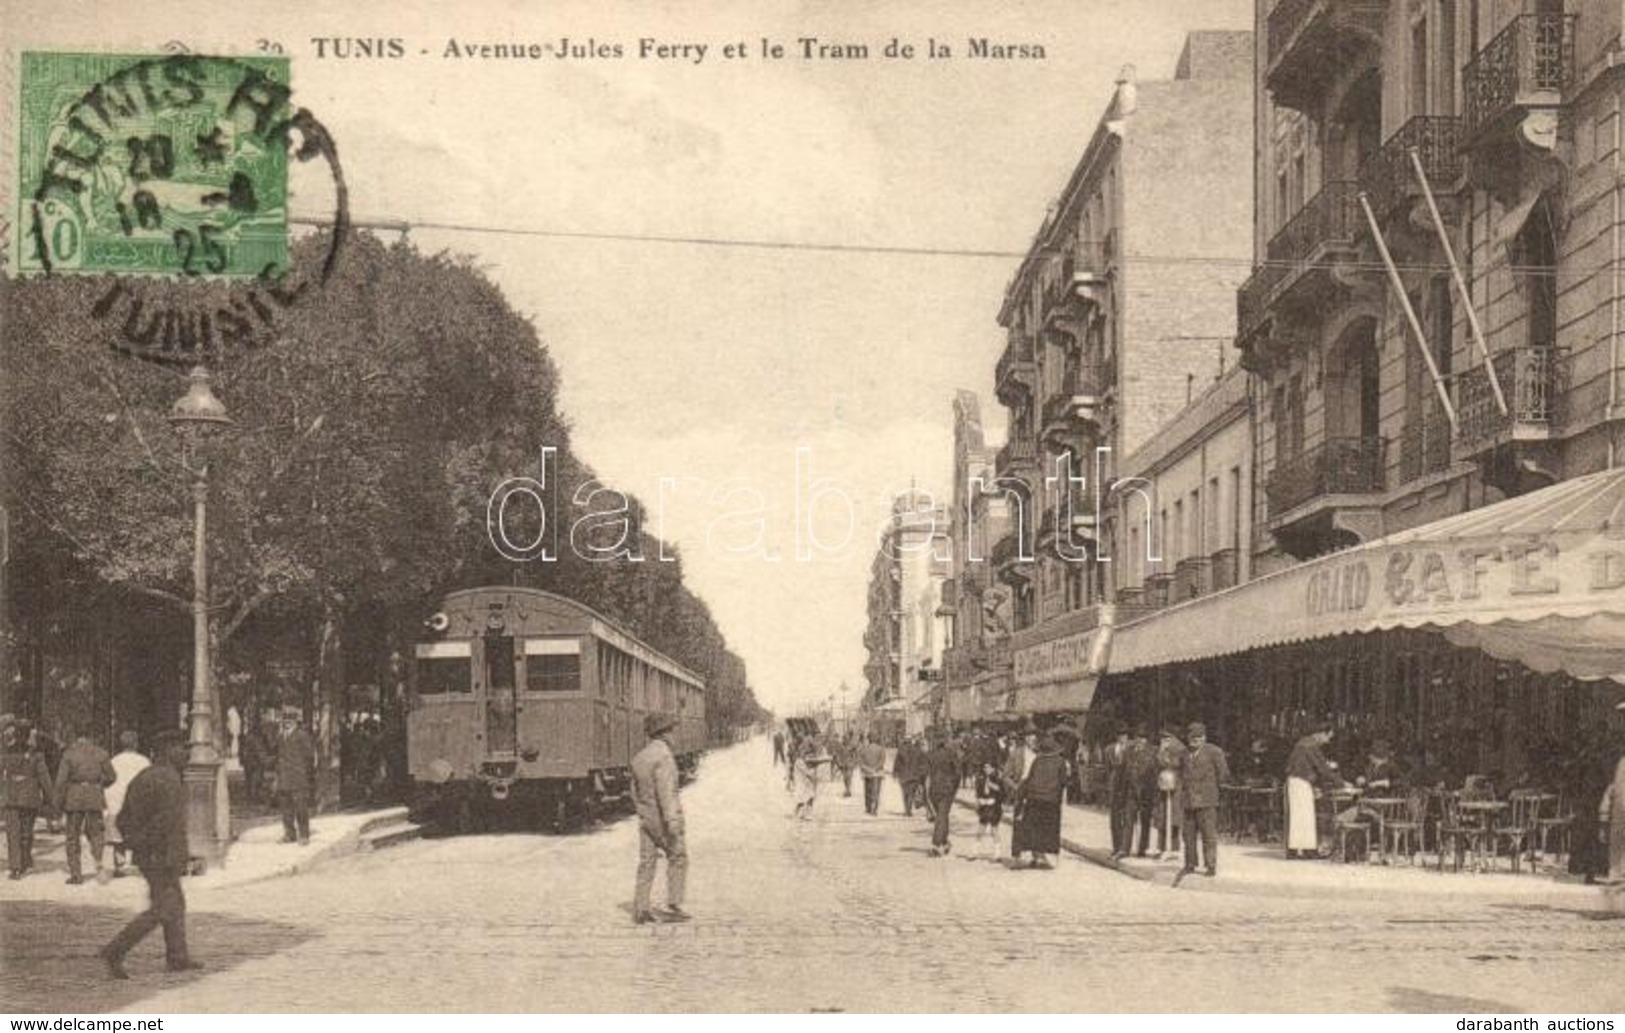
[415,643,472,694]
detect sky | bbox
[4,0,1254,715]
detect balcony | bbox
[995,337,1038,406]
[1237,181,1367,366]
[1265,0,1385,114]
[1266,436,1386,558]
[1398,400,1454,484]
[990,529,1033,585]
[1463,14,1576,148]
[1039,362,1109,449]
[994,437,1040,483]
[1359,116,1465,225]
[1142,573,1175,610]
[1456,346,1563,449]
[1041,238,1112,333]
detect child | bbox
[974,762,1008,861]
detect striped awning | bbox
[1109,467,1625,681]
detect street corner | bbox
[0,897,318,1014]
[195,806,412,891]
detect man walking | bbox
[857,735,887,816]
[925,731,961,857]
[55,730,116,884]
[276,707,315,845]
[1177,722,1229,880]
[100,732,202,979]
[771,729,785,768]
[1105,726,1132,859]
[1125,725,1157,857]
[631,712,688,924]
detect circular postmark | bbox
[16,51,349,364]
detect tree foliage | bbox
[1,230,765,751]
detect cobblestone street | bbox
[5,740,1624,1014]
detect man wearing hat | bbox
[54,729,117,884]
[2,719,52,880]
[100,732,202,978]
[275,707,316,845]
[1177,722,1229,879]
[630,712,688,924]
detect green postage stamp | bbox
[16,51,291,279]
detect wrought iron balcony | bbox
[1040,362,1109,446]
[1359,116,1465,221]
[1455,346,1563,449]
[1463,14,1576,143]
[995,337,1037,406]
[1265,436,1386,515]
[1236,181,1364,352]
[990,530,1032,581]
[1265,0,1386,114]
[994,437,1039,480]
[1398,400,1454,483]
[1041,237,1112,323]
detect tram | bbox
[407,586,706,828]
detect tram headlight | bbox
[425,611,449,632]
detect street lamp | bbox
[169,366,233,870]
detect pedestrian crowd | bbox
[769,721,1091,870]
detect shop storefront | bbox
[1093,468,1625,788]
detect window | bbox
[415,641,472,695]
[524,639,582,693]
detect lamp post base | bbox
[184,759,228,872]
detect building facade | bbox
[861,491,951,737]
[1093,0,1625,789]
[940,391,1013,723]
[988,30,1256,717]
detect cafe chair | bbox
[1437,793,1488,873]
[1382,790,1428,867]
[1496,791,1539,874]
[1535,792,1574,869]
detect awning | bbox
[1003,607,1115,713]
[947,672,1013,722]
[1110,468,1625,681]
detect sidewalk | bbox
[958,790,1625,909]
[0,806,407,907]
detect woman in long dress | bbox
[791,734,823,820]
[1011,733,1066,869]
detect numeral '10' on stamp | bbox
[16,52,292,280]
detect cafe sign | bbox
[1013,628,1104,688]
[1302,533,1625,624]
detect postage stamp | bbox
[16,51,291,279]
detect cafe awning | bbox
[1109,467,1625,681]
[1003,607,1115,714]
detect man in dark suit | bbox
[100,732,201,979]
[55,731,116,884]
[1104,726,1132,858]
[924,731,962,856]
[2,719,52,880]
[276,707,316,845]
[1178,722,1230,879]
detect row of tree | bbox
[1,231,768,790]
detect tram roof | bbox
[435,586,706,688]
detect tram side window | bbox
[415,643,472,695]
[524,640,581,692]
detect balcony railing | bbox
[1456,346,1563,447]
[1463,14,1576,140]
[1398,400,1453,483]
[1238,181,1364,339]
[1265,0,1386,112]
[1359,116,1465,220]
[995,339,1037,404]
[995,437,1039,478]
[1269,180,1364,266]
[1173,557,1213,601]
[1210,548,1240,593]
[1266,436,1386,515]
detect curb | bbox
[954,795,1617,907]
[207,806,410,890]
